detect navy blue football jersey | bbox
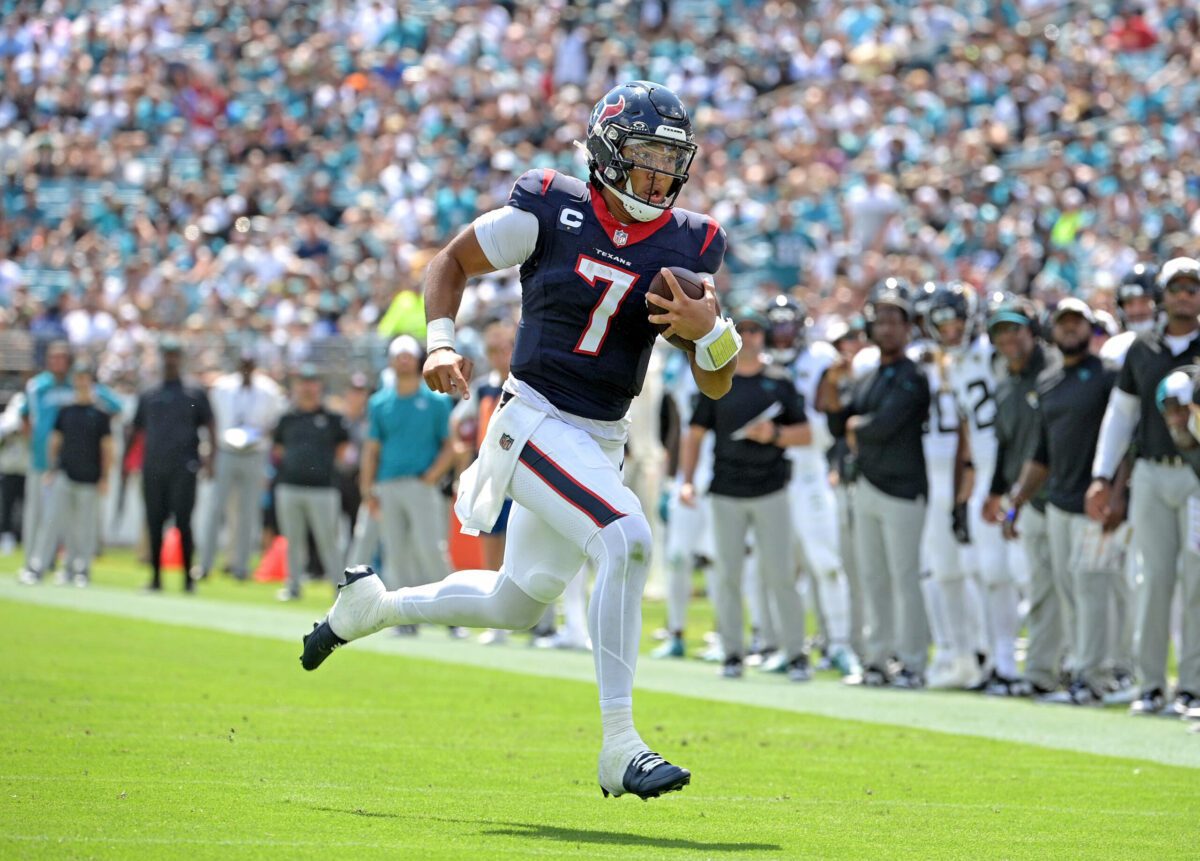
[507,168,727,421]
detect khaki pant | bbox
[1046,504,1112,691]
[30,476,99,576]
[1130,460,1200,694]
[1019,506,1064,690]
[374,478,449,589]
[202,448,267,577]
[710,488,804,661]
[275,484,342,592]
[853,478,929,673]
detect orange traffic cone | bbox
[447,508,484,570]
[160,527,184,571]
[253,536,288,582]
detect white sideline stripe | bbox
[2,581,1197,770]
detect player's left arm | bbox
[953,417,974,504]
[688,352,735,400]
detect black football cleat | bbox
[300,619,346,671]
[601,751,691,801]
[299,566,384,671]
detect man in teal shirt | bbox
[358,335,456,616]
[18,341,122,583]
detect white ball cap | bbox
[1051,297,1095,325]
[388,334,423,359]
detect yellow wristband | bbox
[695,318,740,371]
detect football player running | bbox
[301,82,736,801]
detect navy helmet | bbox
[865,277,914,323]
[1116,262,1160,331]
[763,294,809,364]
[585,81,696,222]
[926,281,979,347]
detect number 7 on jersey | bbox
[574,255,639,355]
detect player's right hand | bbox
[982,494,1003,524]
[679,482,697,508]
[1084,479,1111,523]
[423,348,474,400]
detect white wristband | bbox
[693,317,741,371]
[427,317,456,353]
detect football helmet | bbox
[865,277,914,322]
[1116,262,1159,331]
[763,294,809,364]
[926,281,979,348]
[585,81,696,222]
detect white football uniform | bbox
[1099,330,1137,370]
[787,341,840,575]
[662,350,715,634]
[946,334,1023,680]
[917,342,961,584]
[785,341,853,650]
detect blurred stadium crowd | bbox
[3,0,1200,721]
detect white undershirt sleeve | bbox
[1092,388,1140,479]
[472,206,540,270]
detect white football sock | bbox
[920,576,951,655]
[938,577,974,657]
[587,516,653,753]
[986,580,1021,679]
[665,550,692,634]
[815,568,853,649]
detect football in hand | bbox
[646,267,709,351]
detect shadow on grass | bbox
[485,821,780,852]
[311,808,780,852]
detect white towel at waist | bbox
[454,396,547,536]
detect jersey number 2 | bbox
[573,255,639,355]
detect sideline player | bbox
[1089,258,1200,717]
[301,82,737,799]
[766,295,860,676]
[653,347,717,659]
[927,283,1024,693]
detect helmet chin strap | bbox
[611,177,669,222]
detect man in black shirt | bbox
[982,296,1063,696]
[822,283,931,687]
[680,307,811,681]
[1088,257,1200,717]
[130,337,215,592]
[42,363,112,585]
[273,364,349,601]
[1008,298,1117,705]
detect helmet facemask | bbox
[590,126,695,222]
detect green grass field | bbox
[1,552,1198,859]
